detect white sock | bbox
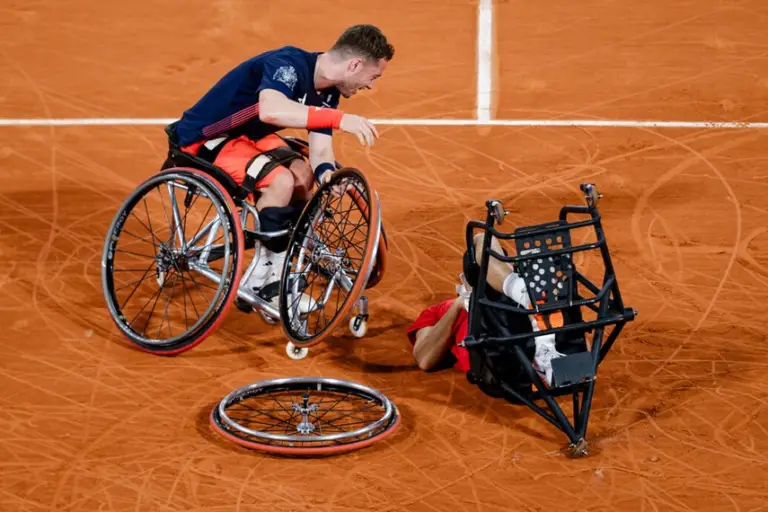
[535,333,558,354]
[502,272,531,308]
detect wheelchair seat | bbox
[461,184,637,456]
[463,267,587,401]
[161,123,307,203]
[161,122,241,199]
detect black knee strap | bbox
[289,199,307,221]
[259,205,297,231]
[234,147,304,201]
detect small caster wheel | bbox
[349,316,368,338]
[489,200,507,225]
[286,342,308,360]
[569,438,589,458]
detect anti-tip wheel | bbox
[286,342,309,360]
[569,438,589,458]
[349,316,368,338]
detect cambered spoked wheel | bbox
[101,168,245,354]
[277,168,382,354]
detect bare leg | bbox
[288,159,315,202]
[246,168,296,294]
[473,232,515,293]
[255,168,295,210]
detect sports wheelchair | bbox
[100,123,388,360]
[462,184,637,456]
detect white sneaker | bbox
[533,337,565,387]
[252,249,286,323]
[246,249,288,311]
[263,250,286,286]
[244,243,271,291]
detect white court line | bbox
[476,0,494,122]
[1,117,768,129]
[0,118,178,126]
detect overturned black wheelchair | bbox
[100,123,388,360]
[462,184,637,457]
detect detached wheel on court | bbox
[278,168,382,348]
[101,168,245,355]
[209,377,400,456]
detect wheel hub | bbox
[293,394,319,435]
[157,243,191,273]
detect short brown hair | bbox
[331,24,395,62]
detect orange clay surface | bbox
[2,0,768,510]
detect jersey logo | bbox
[273,66,298,91]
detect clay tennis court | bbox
[2,0,768,510]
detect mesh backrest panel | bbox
[514,222,574,306]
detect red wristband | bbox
[307,106,344,130]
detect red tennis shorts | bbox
[182,133,291,188]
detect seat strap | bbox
[234,146,304,201]
[196,136,230,163]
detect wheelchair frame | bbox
[463,184,637,456]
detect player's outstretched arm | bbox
[308,131,336,184]
[259,89,379,147]
[259,89,319,127]
[412,298,464,371]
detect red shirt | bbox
[406,299,470,372]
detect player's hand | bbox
[317,170,346,198]
[339,114,379,147]
[319,168,333,185]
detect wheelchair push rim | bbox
[101,167,244,355]
[277,168,382,348]
[209,376,401,456]
[343,178,389,290]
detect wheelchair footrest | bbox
[234,297,254,314]
[551,352,595,388]
[244,228,291,245]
